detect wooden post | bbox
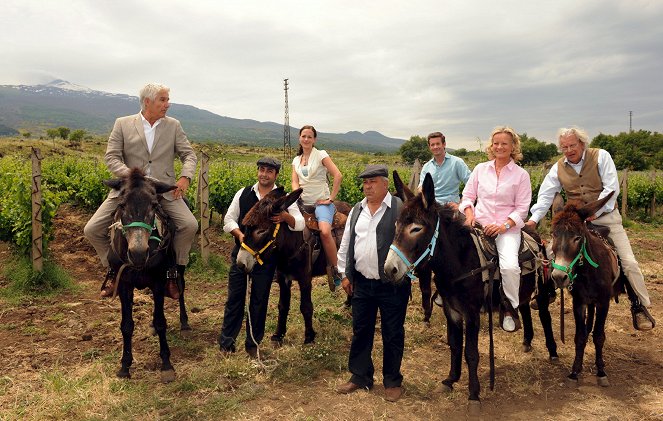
[31,147,44,272]
[198,151,210,265]
[650,168,656,219]
[408,158,421,191]
[621,169,628,217]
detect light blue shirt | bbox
[419,154,472,204]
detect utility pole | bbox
[629,111,633,133]
[283,79,292,163]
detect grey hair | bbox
[557,127,589,148]
[139,83,170,111]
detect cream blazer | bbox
[104,113,197,200]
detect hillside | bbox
[0,80,405,152]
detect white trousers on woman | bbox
[496,230,522,310]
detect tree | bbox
[69,129,86,143]
[399,135,431,164]
[591,130,663,170]
[519,133,558,165]
[22,131,31,139]
[46,128,59,140]
[57,126,70,140]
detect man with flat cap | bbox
[335,164,408,402]
[219,157,305,358]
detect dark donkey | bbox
[550,191,624,387]
[105,168,187,383]
[236,187,350,345]
[384,172,557,411]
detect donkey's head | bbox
[105,168,176,268]
[384,171,440,283]
[236,187,303,273]
[549,192,614,288]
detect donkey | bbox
[550,192,624,387]
[384,172,557,410]
[236,187,349,345]
[105,168,185,383]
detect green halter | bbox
[551,237,599,286]
[122,219,161,242]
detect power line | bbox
[283,79,292,163]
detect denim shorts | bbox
[315,203,336,224]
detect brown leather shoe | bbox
[336,381,365,394]
[632,306,655,331]
[385,386,403,402]
[100,268,116,298]
[165,279,180,300]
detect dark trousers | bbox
[219,247,276,351]
[348,270,411,388]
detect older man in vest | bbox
[525,127,655,331]
[335,164,408,402]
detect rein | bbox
[241,223,281,265]
[551,237,599,289]
[389,218,440,280]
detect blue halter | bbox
[389,218,440,280]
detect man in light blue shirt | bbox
[419,132,472,310]
[418,132,471,209]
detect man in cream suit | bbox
[84,83,198,298]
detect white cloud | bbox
[1,0,662,149]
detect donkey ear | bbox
[552,192,565,215]
[280,188,303,211]
[578,191,615,220]
[421,173,436,209]
[103,179,123,190]
[393,170,414,201]
[153,180,178,195]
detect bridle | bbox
[389,218,439,280]
[551,236,598,289]
[240,223,281,266]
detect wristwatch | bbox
[504,222,511,230]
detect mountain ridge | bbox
[0,81,405,152]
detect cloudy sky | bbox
[2,0,662,149]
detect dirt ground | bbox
[1,205,662,420]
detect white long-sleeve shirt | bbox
[223,183,305,233]
[529,149,619,223]
[337,192,393,280]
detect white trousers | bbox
[496,230,522,310]
[594,210,651,307]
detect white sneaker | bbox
[502,315,516,332]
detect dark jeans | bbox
[348,270,411,388]
[219,247,276,351]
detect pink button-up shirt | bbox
[459,159,531,231]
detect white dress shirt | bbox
[140,113,163,153]
[223,183,305,233]
[530,149,620,223]
[337,192,393,280]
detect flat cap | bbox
[358,164,388,179]
[256,156,281,171]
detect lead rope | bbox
[244,274,277,372]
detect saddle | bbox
[586,222,621,287]
[296,200,348,265]
[472,225,543,278]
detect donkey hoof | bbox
[180,323,192,332]
[424,321,431,328]
[565,377,578,388]
[467,400,481,417]
[160,369,176,383]
[438,383,453,393]
[522,343,532,353]
[549,354,559,362]
[597,376,610,387]
[150,327,157,336]
[271,339,283,348]
[117,368,131,379]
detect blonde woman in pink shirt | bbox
[459,126,531,332]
